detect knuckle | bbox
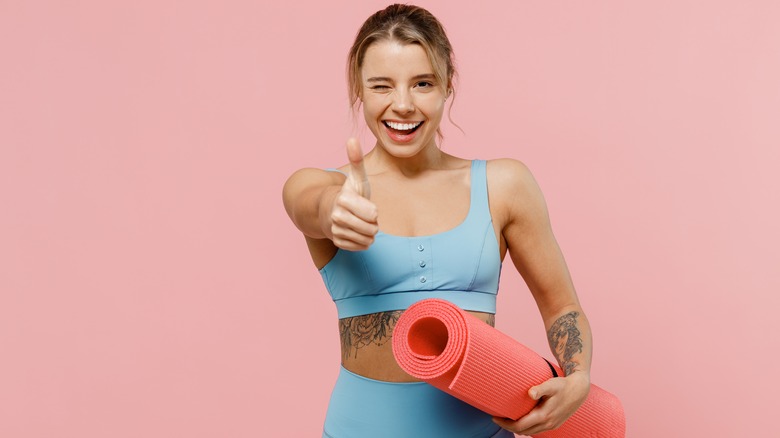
[330,224,346,239]
[331,210,348,225]
[351,241,366,251]
[338,241,357,251]
[357,236,374,250]
[542,417,559,431]
[336,188,352,202]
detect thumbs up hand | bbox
[329,138,379,251]
[345,137,371,199]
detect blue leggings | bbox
[323,366,514,438]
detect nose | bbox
[391,89,415,114]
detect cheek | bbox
[422,97,446,119]
[362,105,379,125]
[361,103,385,136]
[361,96,386,120]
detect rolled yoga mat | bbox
[392,298,626,438]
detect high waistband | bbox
[323,366,513,438]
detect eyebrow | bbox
[366,74,436,83]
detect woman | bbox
[282,4,591,437]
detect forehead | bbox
[361,41,434,81]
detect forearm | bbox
[544,306,592,378]
[494,307,593,434]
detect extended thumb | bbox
[346,138,370,198]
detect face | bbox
[360,40,447,158]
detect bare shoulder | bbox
[485,158,548,226]
[485,158,544,201]
[485,158,535,186]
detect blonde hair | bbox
[347,4,459,140]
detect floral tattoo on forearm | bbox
[547,311,583,376]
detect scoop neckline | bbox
[375,160,475,239]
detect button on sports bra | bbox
[320,160,502,319]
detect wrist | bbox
[565,369,591,386]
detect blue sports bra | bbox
[320,160,502,319]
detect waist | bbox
[339,308,495,382]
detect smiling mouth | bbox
[383,120,423,135]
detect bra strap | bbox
[469,160,491,222]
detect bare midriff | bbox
[339,309,495,382]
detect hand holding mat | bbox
[392,298,626,437]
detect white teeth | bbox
[386,121,422,131]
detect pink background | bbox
[1,1,778,436]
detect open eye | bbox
[416,81,433,88]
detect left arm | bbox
[488,159,591,435]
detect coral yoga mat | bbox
[392,298,626,437]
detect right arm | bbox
[282,138,378,251]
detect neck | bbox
[366,141,447,176]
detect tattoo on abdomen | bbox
[339,311,402,361]
[547,311,583,376]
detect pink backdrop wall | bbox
[2,1,778,436]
